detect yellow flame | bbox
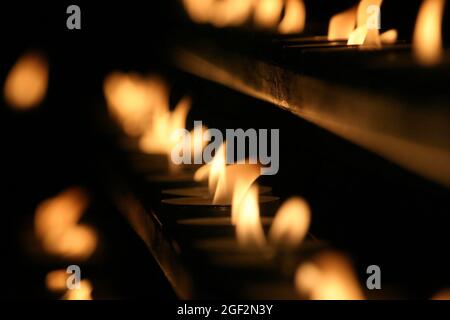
[4,52,48,110]
[235,185,266,248]
[34,187,97,260]
[295,252,364,300]
[254,0,283,29]
[182,0,216,24]
[211,0,256,27]
[268,197,310,249]
[278,0,305,34]
[347,0,383,47]
[413,0,446,66]
[139,96,191,156]
[46,269,68,293]
[328,6,357,41]
[215,163,261,205]
[194,142,227,196]
[62,280,93,300]
[104,72,169,136]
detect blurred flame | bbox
[347,0,386,47]
[413,0,446,66]
[278,0,305,34]
[63,280,93,300]
[139,96,191,156]
[45,269,68,293]
[182,0,215,24]
[211,0,256,27]
[295,252,364,300]
[328,6,357,41]
[380,29,398,44]
[34,187,97,260]
[268,197,310,249]
[104,72,169,136]
[254,0,283,29]
[432,290,450,300]
[235,185,266,248]
[4,52,48,110]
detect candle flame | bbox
[346,0,398,47]
[413,0,446,66]
[139,96,191,158]
[194,142,227,195]
[328,6,357,41]
[235,185,266,248]
[254,0,283,29]
[103,72,169,136]
[62,280,93,300]
[268,197,310,249]
[295,252,364,300]
[34,187,97,260]
[4,52,48,110]
[278,0,305,34]
[46,269,69,293]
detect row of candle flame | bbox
[1,1,449,299]
[1,1,446,111]
[183,0,446,65]
[3,56,450,299]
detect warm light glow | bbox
[104,72,169,136]
[45,269,68,293]
[235,185,266,248]
[278,0,305,34]
[328,6,357,41]
[182,0,216,24]
[347,0,384,47]
[34,187,97,260]
[268,197,310,249]
[4,52,48,110]
[413,0,446,66]
[215,163,261,206]
[211,0,256,27]
[432,290,450,300]
[194,143,227,197]
[380,29,398,44]
[63,280,93,300]
[295,252,364,300]
[139,96,191,158]
[254,0,283,29]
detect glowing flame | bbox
[182,0,215,24]
[278,0,305,34]
[63,280,93,300]
[295,252,364,300]
[379,29,398,44]
[268,197,310,249]
[182,0,255,27]
[139,96,191,158]
[254,0,283,29]
[194,143,227,196]
[413,0,446,66]
[328,6,357,41]
[104,72,169,136]
[46,269,69,293]
[347,0,382,46]
[235,185,266,248]
[4,52,48,110]
[34,187,97,260]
